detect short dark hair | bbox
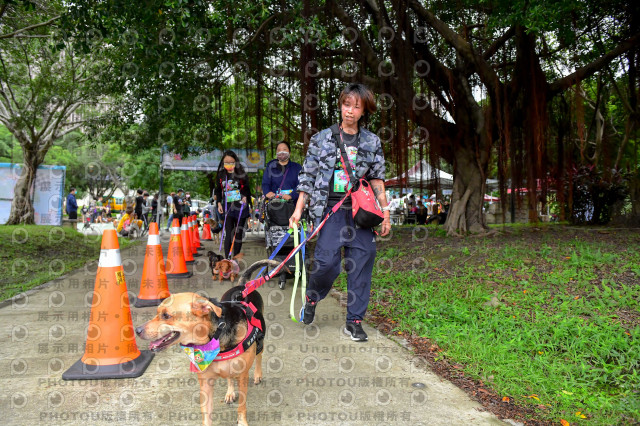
[276,141,291,152]
[338,83,377,124]
[137,189,143,195]
[69,187,75,192]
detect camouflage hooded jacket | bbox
[297,124,386,227]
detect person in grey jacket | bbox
[289,83,391,342]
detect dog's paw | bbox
[224,390,237,404]
[253,375,263,385]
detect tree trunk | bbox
[6,150,40,225]
[630,170,640,225]
[445,142,488,235]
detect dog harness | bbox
[188,301,264,372]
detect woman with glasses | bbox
[214,150,252,257]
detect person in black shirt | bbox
[214,150,252,258]
[150,192,159,223]
[173,189,185,222]
[134,189,144,220]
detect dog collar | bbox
[181,338,220,372]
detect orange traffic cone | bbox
[189,215,202,256]
[181,217,195,264]
[135,222,171,307]
[193,215,203,249]
[166,218,192,278]
[201,214,213,241]
[62,229,154,380]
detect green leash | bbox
[289,221,307,322]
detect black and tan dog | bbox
[204,218,221,245]
[136,259,280,426]
[207,250,223,273]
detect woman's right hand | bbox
[218,204,223,214]
[289,208,302,229]
[266,191,275,199]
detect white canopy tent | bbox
[385,160,454,189]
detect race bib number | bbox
[225,189,241,202]
[278,189,293,195]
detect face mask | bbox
[224,165,235,172]
[181,338,220,372]
[277,151,290,162]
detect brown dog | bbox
[214,253,244,282]
[136,259,280,426]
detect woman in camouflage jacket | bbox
[289,83,391,342]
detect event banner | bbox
[0,164,66,225]
[162,149,266,173]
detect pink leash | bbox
[241,191,351,298]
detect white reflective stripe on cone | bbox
[147,234,161,245]
[171,227,180,235]
[181,224,188,231]
[98,249,122,267]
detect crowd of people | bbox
[387,193,450,225]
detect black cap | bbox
[177,188,184,192]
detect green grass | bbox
[336,225,640,424]
[0,225,138,301]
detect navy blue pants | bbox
[306,208,377,322]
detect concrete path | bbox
[0,230,507,425]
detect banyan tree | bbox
[67,0,640,234]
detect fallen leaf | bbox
[562,390,574,395]
[561,419,570,426]
[478,388,490,395]
[575,411,586,419]
[502,396,510,402]
[526,394,540,401]
[538,351,544,355]
[574,296,580,300]
[565,256,571,259]
[625,332,631,336]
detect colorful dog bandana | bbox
[181,338,220,372]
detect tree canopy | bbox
[51,1,640,229]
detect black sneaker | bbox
[344,320,368,342]
[300,297,317,325]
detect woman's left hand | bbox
[380,215,391,236]
[241,196,247,204]
[282,194,292,201]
